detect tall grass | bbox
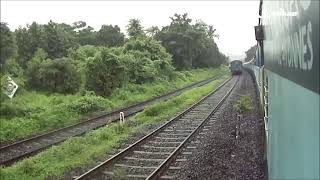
[0,67,228,142]
[0,74,229,180]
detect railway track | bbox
[74,76,239,180]
[0,74,225,167]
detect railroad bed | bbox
[0,75,223,167]
[74,76,239,180]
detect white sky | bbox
[1,0,260,58]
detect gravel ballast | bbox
[60,72,265,180]
[171,71,266,180]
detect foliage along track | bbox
[0,74,224,167]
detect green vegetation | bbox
[0,67,228,142]
[155,13,227,70]
[1,13,229,143]
[0,75,229,180]
[234,95,253,114]
[1,13,228,94]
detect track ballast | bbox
[75,76,239,180]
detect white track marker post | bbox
[236,114,241,141]
[119,112,125,125]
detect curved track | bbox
[75,76,239,180]
[0,75,224,166]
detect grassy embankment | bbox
[0,66,228,142]
[0,73,230,180]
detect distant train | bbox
[229,60,243,75]
[244,0,319,179]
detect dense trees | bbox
[1,13,228,97]
[0,23,17,69]
[96,25,125,47]
[25,49,81,93]
[44,21,67,59]
[156,13,227,70]
[245,45,257,62]
[85,48,127,96]
[123,37,174,83]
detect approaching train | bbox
[244,0,319,179]
[229,60,243,75]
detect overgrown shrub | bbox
[85,48,127,97]
[123,37,174,84]
[0,103,27,117]
[67,45,101,69]
[0,101,44,118]
[25,48,47,89]
[234,95,252,114]
[26,54,81,93]
[65,95,113,114]
[39,58,81,93]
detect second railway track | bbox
[74,76,239,180]
[0,74,225,167]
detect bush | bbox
[123,53,158,83]
[234,95,252,114]
[68,45,101,69]
[85,48,127,97]
[26,55,81,93]
[25,49,47,89]
[0,102,27,117]
[122,37,174,84]
[0,101,44,118]
[66,95,113,114]
[3,58,24,78]
[39,58,81,93]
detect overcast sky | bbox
[1,0,260,58]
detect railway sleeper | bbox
[184,112,209,116]
[159,175,177,180]
[180,115,209,119]
[131,151,171,159]
[119,157,164,167]
[163,129,193,133]
[158,132,190,137]
[148,141,182,146]
[141,145,177,150]
[154,136,186,141]
[177,118,206,122]
[103,170,149,180]
[164,128,196,132]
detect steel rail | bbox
[75,76,237,180]
[147,76,239,179]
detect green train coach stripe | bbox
[263,0,319,94]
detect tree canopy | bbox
[0,13,228,97]
[156,13,228,70]
[0,23,17,70]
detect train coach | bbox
[244,0,319,179]
[229,60,243,75]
